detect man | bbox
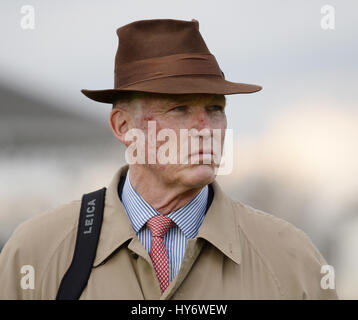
[0,19,337,299]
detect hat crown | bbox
[115,19,210,65]
[81,18,262,104]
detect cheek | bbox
[214,115,227,146]
[139,115,153,131]
[154,117,182,134]
[154,121,181,148]
[210,113,227,130]
[219,113,227,128]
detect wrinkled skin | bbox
[109,93,227,214]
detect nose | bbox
[191,108,212,132]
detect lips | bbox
[180,147,219,165]
[190,152,213,158]
[194,149,214,155]
[189,151,216,164]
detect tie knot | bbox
[146,215,174,238]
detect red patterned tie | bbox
[146,215,175,293]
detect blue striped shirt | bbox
[121,171,208,282]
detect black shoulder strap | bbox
[56,187,106,300]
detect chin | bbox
[181,164,216,187]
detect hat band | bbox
[114,53,224,88]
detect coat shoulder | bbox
[0,200,81,299]
[6,199,81,255]
[232,200,338,299]
[233,200,323,262]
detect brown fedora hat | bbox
[81,18,262,104]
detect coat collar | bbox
[93,165,242,267]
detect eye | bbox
[207,105,224,112]
[170,105,187,112]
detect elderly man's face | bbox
[113,93,227,188]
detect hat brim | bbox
[81,75,262,104]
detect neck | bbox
[128,165,203,215]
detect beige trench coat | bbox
[0,165,338,299]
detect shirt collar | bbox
[122,170,208,239]
[93,165,241,267]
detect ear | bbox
[109,108,131,147]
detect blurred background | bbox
[0,0,357,299]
